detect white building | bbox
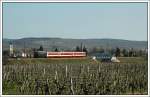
[22,52,27,57]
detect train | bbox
[34,51,86,58]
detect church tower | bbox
[9,42,13,57]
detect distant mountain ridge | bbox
[3,37,147,51]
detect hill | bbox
[3,38,147,51]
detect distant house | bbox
[22,52,27,57]
[111,56,120,62]
[91,52,112,62]
[22,52,34,58]
[34,51,47,58]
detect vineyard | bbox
[2,58,148,95]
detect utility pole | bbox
[80,42,83,52]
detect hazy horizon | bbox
[3,37,148,42]
[3,3,147,41]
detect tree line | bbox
[2,43,147,61]
[89,46,147,58]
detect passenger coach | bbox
[47,52,86,58]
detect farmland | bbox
[2,57,148,95]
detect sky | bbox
[3,3,148,41]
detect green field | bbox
[6,57,147,65]
[7,57,94,65]
[2,57,148,95]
